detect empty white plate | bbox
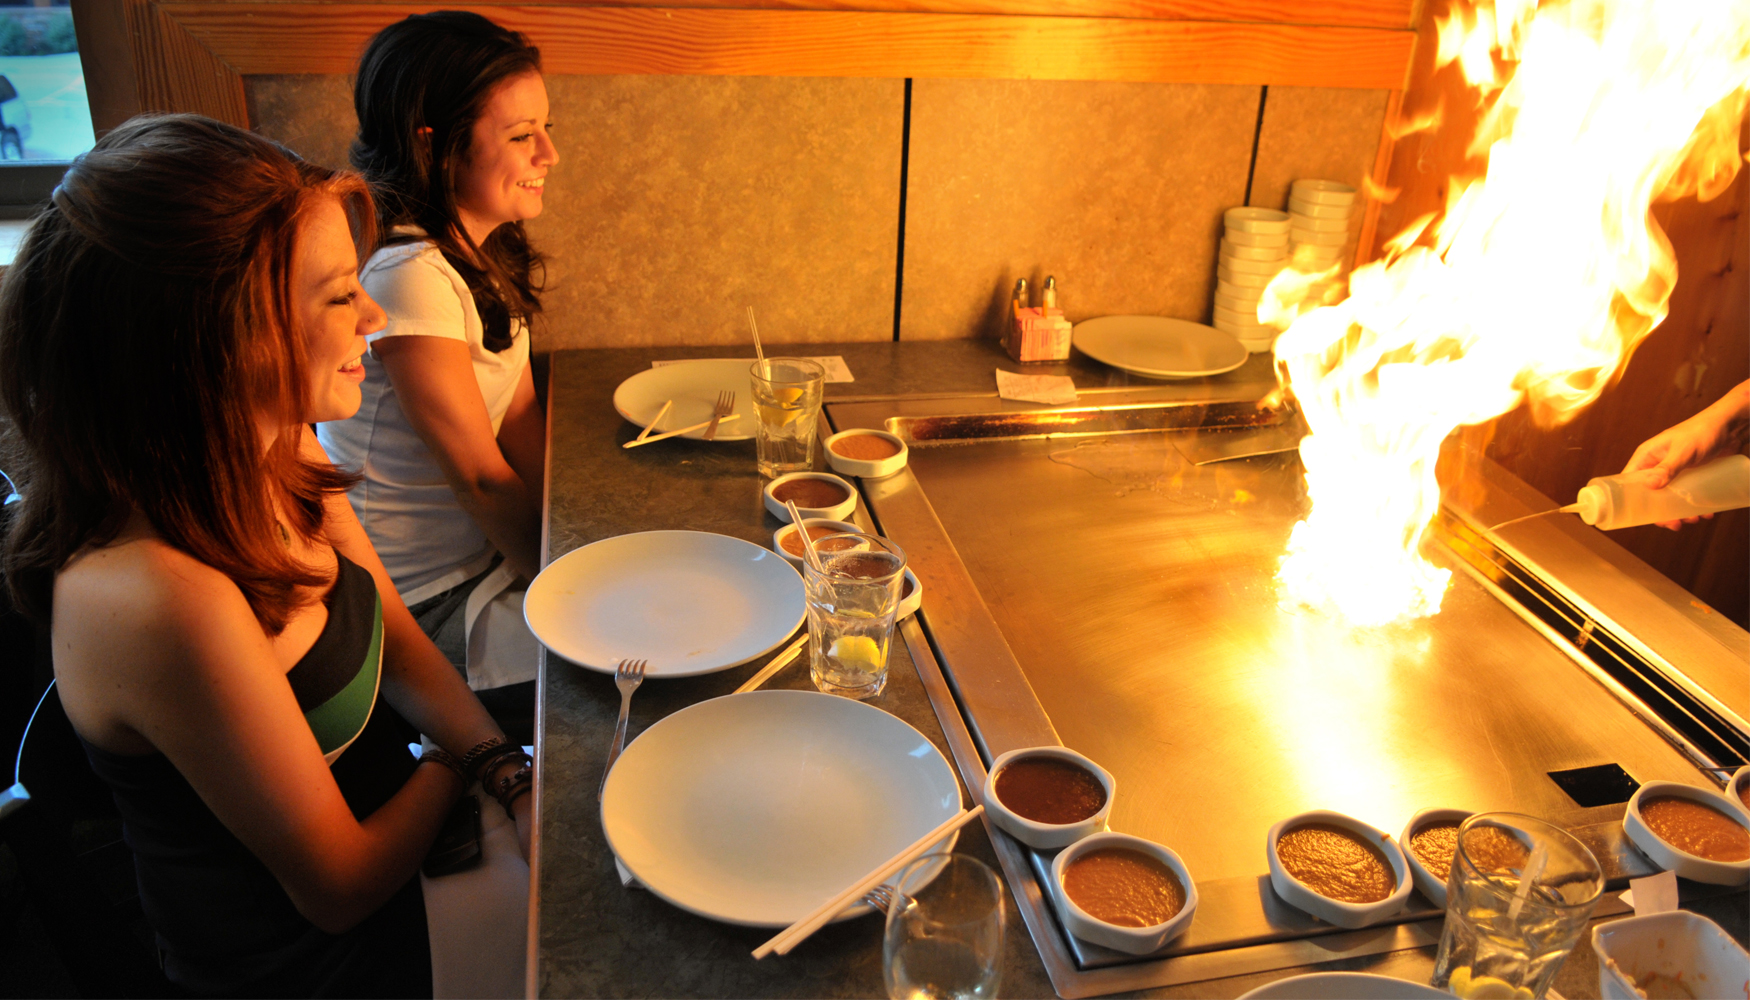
[614,359,758,441]
[602,690,963,927]
[1238,973,1449,999]
[525,531,804,677]
[1072,316,1249,379]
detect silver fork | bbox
[702,390,734,441]
[598,658,647,800]
[861,883,895,914]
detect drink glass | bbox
[749,358,825,478]
[883,852,1004,1000]
[1431,812,1604,999]
[803,532,905,700]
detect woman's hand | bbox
[1621,380,1750,530]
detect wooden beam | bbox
[285,0,1416,30]
[162,3,1414,89]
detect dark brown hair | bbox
[350,10,544,352]
[0,113,377,634]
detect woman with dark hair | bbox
[0,113,532,998]
[319,12,554,738]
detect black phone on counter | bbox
[422,794,483,877]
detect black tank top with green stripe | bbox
[81,552,431,997]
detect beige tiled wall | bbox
[247,74,1389,350]
[900,79,1258,340]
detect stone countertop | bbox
[532,338,1746,1000]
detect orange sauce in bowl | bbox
[1409,821,1461,882]
[772,478,849,509]
[779,524,840,556]
[1275,824,1396,904]
[831,433,901,460]
[1063,848,1186,928]
[1640,796,1750,862]
[994,757,1107,825]
[1738,781,1749,812]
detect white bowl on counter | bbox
[763,472,857,523]
[896,568,922,621]
[1220,254,1287,277]
[1291,226,1349,247]
[1215,281,1265,305]
[1213,304,1268,329]
[1729,765,1750,821]
[1594,910,1750,1000]
[1399,808,1473,909]
[1623,780,1750,886]
[983,746,1114,850]
[1216,265,1274,289]
[1289,212,1350,234]
[1237,336,1277,355]
[1267,810,1412,929]
[771,518,860,570]
[1220,239,1288,262]
[1290,179,1357,206]
[1050,832,1198,955]
[1287,197,1353,220]
[823,428,909,479]
[1225,227,1290,248]
[1224,207,1291,234]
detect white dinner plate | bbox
[524,531,805,677]
[602,690,963,927]
[1072,316,1249,379]
[613,359,758,441]
[1238,973,1450,999]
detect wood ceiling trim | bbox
[158,3,1413,89]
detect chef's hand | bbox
[1621,379,1749,530]
[512,790,532,860]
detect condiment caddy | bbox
[1004,275,1073,363]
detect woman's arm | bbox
[54,538,465,935]
[496,362,546,521]
[304,430,534,852]
[373,335,542,580]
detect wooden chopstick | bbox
[752,804,986,959]
[622,413,740,449]
[633,399,674,442]
[733,633,808,694]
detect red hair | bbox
[1,114,378,634]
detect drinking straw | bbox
[1507,839,1549,922]
[747,306,768,378]
[784,499,825,574]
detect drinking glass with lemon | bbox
[749,358,825,478]
[802,532,906,700]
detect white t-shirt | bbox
[319,235,530,604]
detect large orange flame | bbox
[1263,0,1750,628]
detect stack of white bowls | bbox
[1288,180,1356,292]
[1214,207,1289,353]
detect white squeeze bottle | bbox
[1564,454,1750,530]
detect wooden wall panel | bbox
[163,3,1413,88]
[442,0,1414,29]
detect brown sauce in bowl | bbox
[901,576,915,600]
[1460,825,1531,876]
[1064,848,1185,928]
[831,433,901,461]
[1409,821,1461,882]
[994,757,1107,825]
[1276,824,1396,904]
[1738,782,1749,812]
[779,524,840,556]
[773,478,849,509]
[1640,796,1750,862]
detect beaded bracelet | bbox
[418,746,465,780]
[459,736,509,778]
[490,764,534,814]
[468,743,527,786]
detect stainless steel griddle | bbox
[824,370,1750,998]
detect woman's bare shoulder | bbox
[54,530,273,748]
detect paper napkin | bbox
[995,369,1078,405]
